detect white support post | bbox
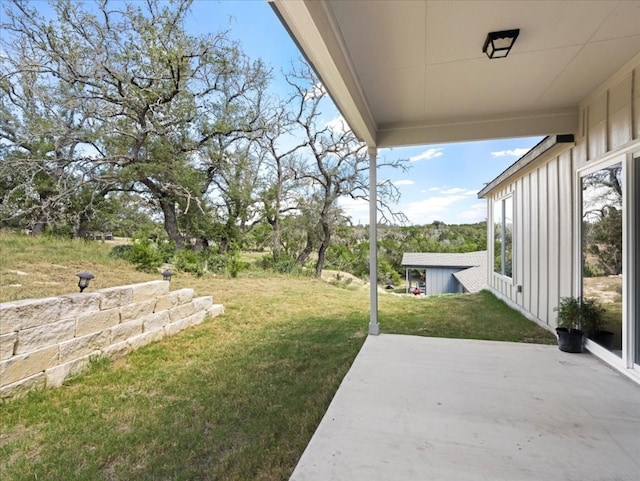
[368,146,380,335]
[406,269,409,293]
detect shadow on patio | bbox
[290,334,640,480]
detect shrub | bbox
[174,249,204,277]
[128,238,164,272]
[109,244,133,260]
[258,254,307,275]
[203,252,227,273]
[227,253,241,278]
[110,239,163,272]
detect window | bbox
[493,196,513,278]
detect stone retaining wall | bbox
[0,281,224,399]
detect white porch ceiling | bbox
[270,0,640,147]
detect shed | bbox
[401,251,487,295]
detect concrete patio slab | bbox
[290,334,640,481]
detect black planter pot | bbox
[556,328,583,353]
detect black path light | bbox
[76,272,95,292]
[482,29,520,59]
[161,270,173,282]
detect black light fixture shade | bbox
[483,29,520,59]
[76,271,95,292]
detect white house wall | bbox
[488,56,640,328]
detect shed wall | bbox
[425,268,459,295]
[486,59,640,328]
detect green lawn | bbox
[0,234,555,480]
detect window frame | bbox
[493,194,514,280]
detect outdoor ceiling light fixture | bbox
[161,270,173,282]
[482,29,520,59]
[76,271,95,292]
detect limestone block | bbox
[15,319,76,355]
[102,340,131,359]
[164,317,193,337]
[76,308,120,337]
[168,302,197,322]
[59,293,101,320]
[59,330,110,363]
[0,332,17,360]
[45,353,96,388]
[142,311,170,333]
[120,299,156,322]
[192,296,213,312]
[111,319,143,343]
[154,288,194,312]
[207,304,225,317]
[0,345,59,387]
[0,372,46,400]
[130,281,169,302]
[127,329,164,350]
[175,288,195,305]
[186,310,207,327]
[97,286,133,310]
[0,297,62,335]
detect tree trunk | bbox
[159,197,183,248]
[296,232,314,265]
[75,212,90,239]
[31,218,46,235]
[315,221,331,277]
[268,215,281,261]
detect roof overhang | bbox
[270,0,640,148]
[477,134,575,198]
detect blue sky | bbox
[185,0,545,226]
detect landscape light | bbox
[162,270,173,282]
[76,272,95,292]
[482,29,520,59]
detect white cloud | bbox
[491,148,530,158]
[409,148,444,162]
[393,179,415,186]
[427,186,477,196]
[304,82,326,100]
[456,202,487,222]
[326,115,348,133]
[338,197,370,224]
[406,195,466,213]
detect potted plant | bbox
[554,296,608,353]
[555,297,584,353]
[579,297,614,349]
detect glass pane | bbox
[504,196,513,278]
[493,199,502,274]
[582,163,623,356]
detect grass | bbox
[0,233,556,480]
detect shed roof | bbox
[453,265,487,294]
[401,251,487,268]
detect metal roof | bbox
[452,265,488,294]
[401,250,487,268]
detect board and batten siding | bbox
[425,268,460,295]
[486,57,640,328]
[488,153,575,327]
